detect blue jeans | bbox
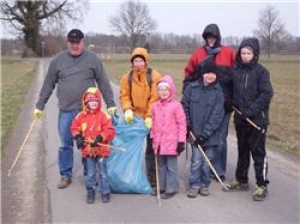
[189,145,215,189]
[212,113,231,176]
[58,109,79,179]
[85,157,110,195]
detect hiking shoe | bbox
[101,194,110,203]
[187,188,199,198]
[199,187,210,196]
[252,186,268,201]
[86,190,95,204]
[161,192,176,200]
[57,178,71,189]
[228,180,249,191]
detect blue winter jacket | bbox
[181,79,224,146]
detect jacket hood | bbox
[82,87,102,112]
[157,75,176,102]
[202,23,221,45]
[130,47,149,65]
[236,37,260,66]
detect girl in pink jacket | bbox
[150,75,187,199]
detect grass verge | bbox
[1,57,39,156]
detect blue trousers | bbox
[189,145,216,189]
[212,113,230,176]
[158,155,179,193]
[58,109,79,179]
[85,157,110,195]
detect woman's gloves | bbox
[124,109,134,124]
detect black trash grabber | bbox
[189,131,229,192]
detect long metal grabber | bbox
[232,106,265,133]
[189,131,229,192]
[8,117,38,176]
[84,140,126,152]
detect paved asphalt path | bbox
[2,59,300,224]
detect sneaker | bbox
[187,188,199,198]
[161,192,176,200]
[252,186,268,201]
[228,180,249,191]
[199,187,210,196]
[86,190,95,204]
[101,194,110,203]
[57,178,71,189]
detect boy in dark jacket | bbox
[182,63,224,198]
[228,38,273,201]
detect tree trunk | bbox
[23,25,40,57]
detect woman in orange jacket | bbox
[119,47,162,187]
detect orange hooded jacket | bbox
[71,87,115,158]
[119,47,162,119]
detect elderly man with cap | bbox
[34,29,117,189]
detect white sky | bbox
[69,0,299,37]
[1,0,299,38]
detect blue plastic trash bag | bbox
[107,115,152,194]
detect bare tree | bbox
[109,0,157,51]
[0,0,88,57]
[254,5,286,58]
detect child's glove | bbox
[124,109,134,124]
[239,112,248,121]
[176,142,185,155]
[90,135,103,147]
[144,117,152,129]
[34,109,43,119]
[107,107,117,115]
[194,135,206,148]
[74,134,85,150]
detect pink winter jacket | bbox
[150,75,187,156]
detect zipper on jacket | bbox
[244,73,248,89]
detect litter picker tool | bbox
[232,106,266,153]
[85,140,126,152]
[8,117,38,177]
[154,152,162,206]
[189,131,229,192]
[232,106,265,133]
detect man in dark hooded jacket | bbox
[228,37,273,201]
[183,23,235,181]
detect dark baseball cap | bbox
[67,29,84,43]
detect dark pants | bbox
[234,124,269,187]
[145,134,156,187]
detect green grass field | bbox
[103,54,300,156]
[1,58,38,153]
[1,54,299,157]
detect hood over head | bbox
[82,87,102,112]
[130,47,149,65]
[157,75,176,102]
[236,37,260,66]
[202,23,221,47]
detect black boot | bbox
[86,188,95,204]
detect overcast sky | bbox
[67,0,299,38]
[1,0,299,38]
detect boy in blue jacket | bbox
[182,62,224,198]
